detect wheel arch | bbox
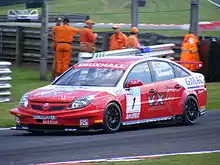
[108,100,123,116]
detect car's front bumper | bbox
[10,108,104,132]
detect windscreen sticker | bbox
[75,63,126,70]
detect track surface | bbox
[0,111,220,165]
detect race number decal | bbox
[126,87,141,114]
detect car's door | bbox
[123,61,155,121]
[148,60,176,118]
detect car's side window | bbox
[150,61,175,82]
[125,62,152,84]
[170,63,190,78]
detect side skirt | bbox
[122,116,175,126]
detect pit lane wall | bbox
[0,26,219,82]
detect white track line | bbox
[0,127,16,131]
[35,150,220,165]
[0,128,11,131]
[208,0,220,7]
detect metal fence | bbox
[0,61,11,103]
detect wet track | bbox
[0,111,220,165]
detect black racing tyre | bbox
[103,102,122,133]
[182,96,199,125]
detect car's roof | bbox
[81,55,168,64]
[74,56,177,70]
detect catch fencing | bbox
[0,61,11,103]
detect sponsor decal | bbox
[38,91,59,96]
[126,87,141,114]
[185,76,204,89]
[80,119,88,127]
[76,62,126,69]
[147,92,166,106]
[64,128,77,132]
[92,52,106,58]
[42,120,58,125]
[126,112,140,120]
[33,115,56,120]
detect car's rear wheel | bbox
[103,102,121,133]
[182,96,199,125]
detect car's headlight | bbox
[19,94,29,108]
[67,95,94,110]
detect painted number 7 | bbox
[132,97,136,109]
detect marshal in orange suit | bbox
[180,33,201,71]
[109,24,127,51]
[79,19,97,53]
[53,18,79,76]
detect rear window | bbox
[150,61,175,81]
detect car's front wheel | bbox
[181,96,199,125]
[103,102,122,133]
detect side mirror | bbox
[125,79,143,88]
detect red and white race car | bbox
[10,44,207,133]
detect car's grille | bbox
[48,106,66,111]
[31,102,67,111]
[31,105,43,110]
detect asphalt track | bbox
[0,111,220,165]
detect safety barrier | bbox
[0,61,12,103]
[0,14,90,23]
[0,21,220,30]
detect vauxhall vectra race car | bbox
[10,47,207,133]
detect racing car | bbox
[10,44,207,133]
[7,9,39,22]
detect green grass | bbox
[206,83,220,110]
[80,152,220,165]
[0,66,220,127]
[1,0,219,24]
[0,0,219,36]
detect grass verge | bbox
[82,152,220,165]
[0,66,219,127]
[0,0,219,36]
[0,0,219,24]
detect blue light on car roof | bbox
[140,47,151,53]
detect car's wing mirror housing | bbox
[125,80,143,88]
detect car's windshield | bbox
[53,67,124,87]
[16,10,30,15]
